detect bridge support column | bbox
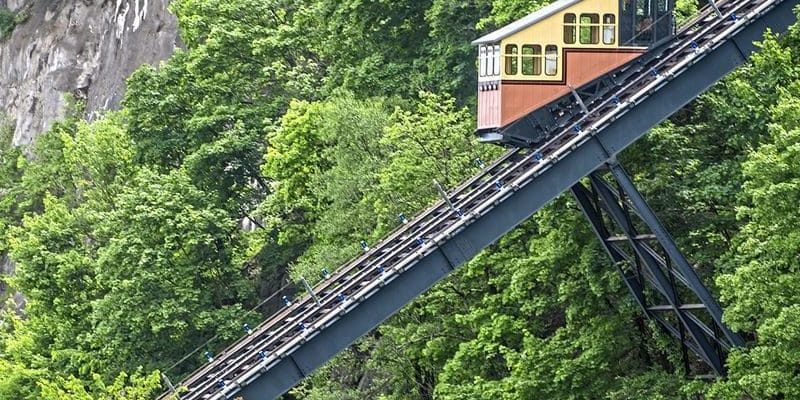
[570,161,744,377]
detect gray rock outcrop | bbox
[0,0,179,145]
[0,0,179,309]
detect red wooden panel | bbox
[500,84,570,127]
[497,49,645,128]
[565,49,644,87]
[477,85,502,130]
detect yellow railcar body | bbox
[474,0,663,131]
[499,0,632,82]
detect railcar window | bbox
[505,44,518,75]
[479,46,487,77]
[603,14,616,45]
[493,45,501,75]
[521,45,542,76]
[580,14,600,44]
[637,0,651,15]
[545,45,558,76]
[564,13,577,44]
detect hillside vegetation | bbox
[1,0,800,398]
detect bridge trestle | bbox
[572,161,744,376]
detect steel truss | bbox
[571,161,744,376]
[168,1,798,397]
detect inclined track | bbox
[169,148,527,395]
[167,1,775,398]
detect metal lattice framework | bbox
[572,162,744,376]
[161,1,799,399]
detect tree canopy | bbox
[1,0,800,398]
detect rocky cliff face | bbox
[0,0,179,145]
[0,0,179,308]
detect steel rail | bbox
[168,148,527,395]
[225,0,763,394]
[175,0,744,396]
[182,147,539,397]
[188,2,736,396]
[168,1,768,397]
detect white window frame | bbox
[492,44,500,76]
[479,45,488,77]
[545,45,558,76]
[603,14,616,45]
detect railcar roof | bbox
[472,0,582,45]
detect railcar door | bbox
[635,0,654,44]
[620,0,674,46]
[620,0,636,44]
[653,0,675,44]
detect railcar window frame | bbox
[521,44,542,76]
[545,45,558,76]
[487,45,494,76]
[479,45,487,77]
[505,44,519,75]
[603,14,616,45]
[563,13,577,44]
[579,13,601,45]
[492,44,500,76]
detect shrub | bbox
[0,7,16,40]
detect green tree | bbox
[38,370,162,400]
[86,168,255,375]
[2,115,257,390]
[376,92,499,220]
[0,6,15,39]
[0,309,46,400]
[709,84,800,399]
[0,116,23,254]
[261,93,394,279]
[478,0,549,29]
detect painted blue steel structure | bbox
[166,1,800,399]
[572,164,744,377]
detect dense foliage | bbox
[1,0,799,398]
[0,7,16,40]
